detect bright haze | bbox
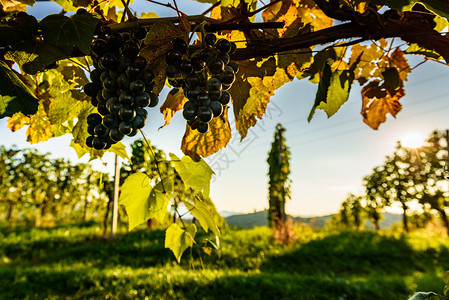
[1,1,448,217]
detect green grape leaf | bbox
[308,60,333,122]
[47,92,80,125]
[181,107,231,160]
[40,13,99,54]
[109,142,130,161]
[148,177,174,223]
[159,88,187,128]
[183,195,223,237]
[372,0,449,21]
[26,101,54,144]
[119,172,153,231]
[405,43,443,61]
[443,271,449,295]
[169,154,214,197]
[165,223,197,263]
[71,101,95,147]
[0,60,39,118]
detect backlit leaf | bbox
[181,108,231,160]
[148,177,174,223]
[109,142,130,161]
[361,80,405,130]
[183,194,223,237]
[26,101,54,144]
[388,48,410,82]
[349,39,388,82]
[170,153,214,197]
[48,92,80,125]
[119,172,152,231]
[7,112,30,131]
[40,13,99,54]
[372,0,449,21]
[159,88,187,129]
[0,60,39,118]
[165,223,196,263]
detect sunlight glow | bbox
[400,132,426,148]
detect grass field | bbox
[0,222,448,299]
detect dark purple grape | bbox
[118,106,136,122]
[128,128,138,136]
[222,84,231,91]
[216,38,231,54]
[119,92,134,105]
[197,92,211,106]
[165,49,182,65]
[122,41,140,59]
[141,70,155,84]
[100,71,109,83]
[99,53,118,70]
[103,114,119,129]
[90,69,102,85]
[103,77,117,92]
[219,52,230,65]
[96,90,106,103]
[197,122,209,133]
[106,32,124,49]
[182,101,197,121]
[133,56,147,69]
[209,101,223,117]
[106,97,122,115]
[87,113,102,126]
[92,137,107,150]
[116,73,130,89]
[130,80,145,95]
[94,124,108,138]
[173,39,188,54]
[86,135,94,147]
[227,61,239,74]
[229,42,237,54]
[204,33,216,46]
[180,60,193,74]
[132,115,146,129]
[132,26,147,40]
[199,49,213,63]
[207,77,222,91]
[208,58,224,75]
[109,69,120,80]
[87,124,96,135]
[220,69,235,85]
[136,107,148,118]
[91,97,99,107]
[149,92,158,107]
[166,64,178,78]
[209,90,222,101]
[219,91,231,105]
[118,122,133,135]
[186,87,201,100]
[126,65,141,80]
[117,56,132,73]
[104,140,112,150]
[188,119,199,130]
[91,39,109,56]
[76,8,87,15]
[97,101,109,115]
[191,57,205,71]
[84,82,98,97]
[186,73,201,88]
[122,32,131,41]
[135,92,150,107]
[109,128,124,142]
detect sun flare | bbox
[400,132,426,148]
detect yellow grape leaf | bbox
[26,101,54,144]
[183,194,223,237]
[295,0,333,32]
[278,49,313,78]
[159,88,187,129]
[361,80,404,130]
[349,39,388,81]
[165,223,196,263]
[7,112,30,131]
[181,108,231,160]
[388,48,411,82]
[262,0,299,37]
[140,12,158,18]
[48,93,81,125]
[72,101,95,147]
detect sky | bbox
[1,1,449,217]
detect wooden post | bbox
[111,155,121,237]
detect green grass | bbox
[0,223,448,299]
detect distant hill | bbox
[224,210,402,229]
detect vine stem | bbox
[138,129,166,194]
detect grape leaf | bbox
[181,108,231,160]
[388,48,411,82]
[361,80,405,129]
[40,13,99,54]
[0,60,39,118]
[148,177,174,223]
[48,92,80,125]
[119,172,153,231]
[405,43,443,61]
[109,142,130,161]
[372,0,449,21]
[7,112,30,131]
[26,101,54,144]
[165,223,196,263]
[349,39,388,82]
[183,194,223,237]
[169,153,214,198]
[159,88,187,129]
[71,101,94,147]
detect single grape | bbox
[197,93,211,107]
[100,71,109,83]
[197,122,209,133]
[97,101,110,115]
[209,90,222,101]
[117,56,132,73]
[102,114,119,129]
[204,33,217,46]
[183,104,197,121]
[132,26,147,40]
[91,97,99,107]
[91,39,109,57]
[173,39,188,54]
[87,113,102,126]
[128,128,138,136]
[102,77,117,92]
[122,41,140,59]
[165,49,182,65]
[90,69,102,85]
[185,73,201,88]
[99,53,118,70]
[209,101,223,117]
[109,128,125,142]
[229,42,237,54]
[92,137,107,150]
[179,60,193,74]
[116,73,130,90]
[86,135,94,148]
[136,107,148,119]
[219,91,231,105]
[76,8,87,15]
[220,69,235,85]
[208,58,224,75]
[118,122,133,135]
[125,65,141,80]
[130,80,146,95]
[222,83,231,91]
[141,70,155,84]
[219,52,230,65]
[166,64,178,78]
[216,38,231,54]
[106,32,124,49]
[207,77,222,91]
[87,124,96,135]
[119,92,134,105]
[118,106,136,122]
[132,115,146,129]
[84,82,98,97]
[135,92,150,107]
[148,92,158,107]
[94,124,108,138]
[186,86,202,100]
[227,61,239,74]
[199,49,213,63]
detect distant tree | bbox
[331,194,365,230]
[363,166,388,231]
[267,124,291,228]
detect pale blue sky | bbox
[1,1,448,216]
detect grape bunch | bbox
[84,27,158,150]
[165,33,238,133]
